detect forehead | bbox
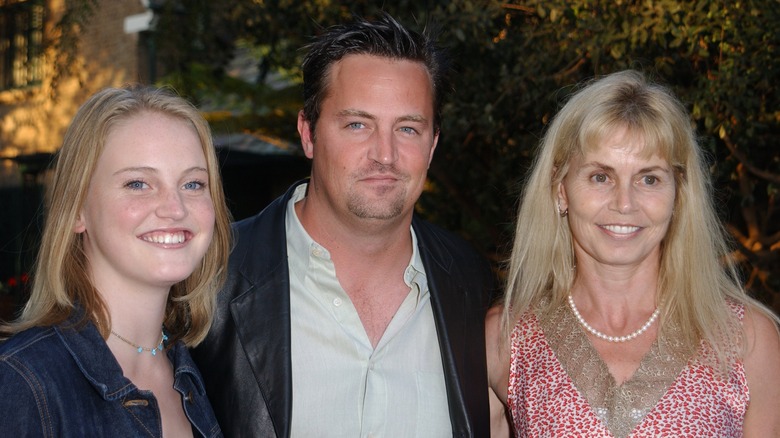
[99,111,205,167]
[581,125,669,163]
[574,127,671,169]
[323,54,434,110]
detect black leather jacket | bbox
[192,180,495,437]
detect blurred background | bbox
[1,0,778,320]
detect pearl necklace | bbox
[567,295,661,343]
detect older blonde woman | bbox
[487,70,780,437]
[0,86,231,437]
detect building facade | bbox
[0,0,150,158]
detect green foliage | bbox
[153,0,780,305]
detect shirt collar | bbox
[286,183,320,286]
[405,229,428,302]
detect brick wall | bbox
[0,0,147,158]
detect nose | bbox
[156,187,187,219]
[611,182,637,214]
[367,129,398,165]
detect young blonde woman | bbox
[0,86,231,437]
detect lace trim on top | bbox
[540,305,689,438]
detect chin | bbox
[348,199,406,220]
[149,267,198,286]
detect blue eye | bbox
[592,174,608,183]
[643,175,658,185]
[347,122,365,130]
[183,180,205,190]
[125,180,147,190]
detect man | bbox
[192,13,496,437]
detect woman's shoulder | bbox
[729,298,779,349]
[742,303,780,353]
[741,303,780,435]
[0,325,76,385]
[0,326,70,408]
[0,325,58,358]
[0,328,59,436]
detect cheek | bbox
[120,202,147,219]
[86,198,141,229]
[568,190,600,215]
[404,147,435,172]
[191,198,216,226]
[653,192,676,223]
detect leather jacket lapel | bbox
[413,216,492,437]
[230,265,292,438]
[413,218,470,435]
[226,181,304,437]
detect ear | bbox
[557,181,569,213]
[297,110,315,159]
[426,131,440,168]
[73,213,86,233]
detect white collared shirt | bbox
[286,184,451,438]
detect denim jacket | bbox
[0,314,222,438]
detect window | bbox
[0,0,44,91]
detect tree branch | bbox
[720,128,780,184]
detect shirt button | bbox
[184,391,193,404]
[333,298,342,306]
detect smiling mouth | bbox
[141,231,187,244]
[601,225,641,234]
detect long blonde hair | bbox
[503,70,776,365]
[1,86,232,347]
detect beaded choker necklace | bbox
[568,295,661,343]
[110,329,168,356]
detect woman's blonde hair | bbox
[503,69,776,365]
[1,85,232,347]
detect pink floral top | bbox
[508,303,748,437]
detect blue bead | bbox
[137,347,143,353]
[152,349,157,356]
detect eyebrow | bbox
[113,166,208,176]
[337,109,429,125]
[581,162,672,174]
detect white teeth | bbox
[603,225,639,234]
[143,232,185,244]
